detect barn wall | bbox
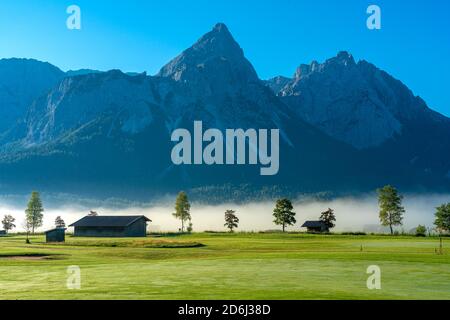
[125,219,147,237]
[74,227,126,237]
[46,230,65,242]
[73,218,148,237]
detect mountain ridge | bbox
[0,24,449,201]
[266,51,449,149]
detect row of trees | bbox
[172,192,336,233]
[377,185,450,235]
[272,199,336,232]
[172,188,450,234]
[1,191,66,236]
[1,191,45,235]
[1,188,449,235]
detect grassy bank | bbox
[0,233,448,300]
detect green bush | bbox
[416,225,427,237]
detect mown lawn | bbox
[0,233,448,300]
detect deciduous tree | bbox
[25,191,44,234]
[434,203,450,233]
[273,199,296,233]
[377,185,404,235]
[320,208,336,230]
[415,225,427,237]
[224,210,239,232]
[55,216,66,228]
[22,219,32,244]
[173,191,191,233]
[1,215,16,233]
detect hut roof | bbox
[69,216,151,228]
[44,228,66,234]
[301,221,327,228]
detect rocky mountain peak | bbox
[266,51,438,149]
[331,51,356,66]
[294,64,309,79]
[157,23,259,92]
[292,52,354,81]
[1,27,450,197]
[211,22,231,34]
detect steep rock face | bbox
[268,51,438,149]
[0,24,355,197]
[65,69,103,77]
[266,51,450,183]
[264,76,291,95]
[20,23,293,150]
[22,71,161,147]
[0,58,65,142]
[22,26,288,146]
[0,70,174,197]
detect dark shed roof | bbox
[69,216,151,227]
[301,221,327,228]
[45,228,66,234]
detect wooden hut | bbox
[45,228,66,242]
[69,216,151,237]
[301,221,329,233]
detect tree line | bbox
[1,191,66,241]
[171,187,450,235]
[1,187,449,236]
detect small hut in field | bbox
[69,215,151,237]
[45,228,66,242]
[301,221,329,233]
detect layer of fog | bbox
[1,194,448,233]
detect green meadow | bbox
[0,233,448,300]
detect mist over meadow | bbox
[1,192,448,233]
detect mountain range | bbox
[1,23,449,202]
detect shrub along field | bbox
[0,233,449,300]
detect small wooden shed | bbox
[0,230,6,236]
[45,228,66,243]
[69,216,151,238]
[301,221,329,233]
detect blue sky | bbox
[1,0,450,116]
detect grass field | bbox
[0,233,449,300]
